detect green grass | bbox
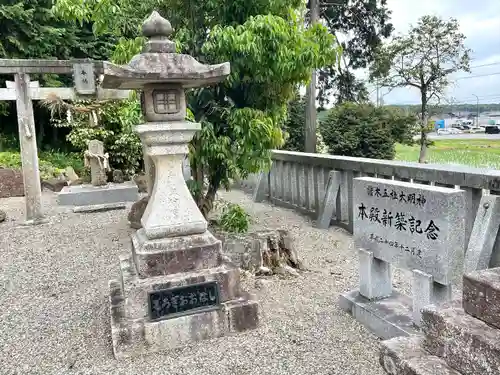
[395,140,500,169]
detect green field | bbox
[395,139,500,169]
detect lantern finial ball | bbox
[142,11,173,38]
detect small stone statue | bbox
[84,140,109,186]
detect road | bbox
[422,133,500,140]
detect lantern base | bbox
[108,255,259,359]
[131,229,222,278]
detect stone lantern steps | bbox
[379,267,500,375]
[421,305,500,375]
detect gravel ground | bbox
[0,189,403,375]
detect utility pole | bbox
[305,0,319,153]
[472,94,479,126]
[376,80,380,107]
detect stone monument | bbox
[339,177,465,339]
[101,11,259,359]
[58,140,138,210]
[84,140,109,186]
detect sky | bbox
[365,0,500,106]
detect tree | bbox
[316,0,393,106]
[370,15,471,162]
[281,92,329,153]
[54,0,340,217]
[282,93,306,152]
[319,102,417,160]
[0,0,118,150]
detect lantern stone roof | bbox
[100,11,230,90]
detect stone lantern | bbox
[101,11,259,359]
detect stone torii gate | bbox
[0,59,131,224]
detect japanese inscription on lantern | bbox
[353,177,466,285]
[148,281,220,321]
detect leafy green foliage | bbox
[320,103,418,160]
[218,202,250,233]
[315,0,393,106]
[282,93,328,153]
[282,94,306,152]
[370,15,471,162]
[54,0,340,216]
[0,150,83,180]
[51,98,143,175]
[0,0,118,150]
[0,133,18,152]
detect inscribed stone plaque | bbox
[73,62,96,95]
[353,177,465,285]
[148,281,220,321]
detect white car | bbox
[448,128,463,134]
[470,126,485,133]
[437,129,451,135]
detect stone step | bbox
[421,304,500,375]
[131,229,223,277]
[380,335,462,375]
[463,267,500,329]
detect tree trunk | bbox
[418,132,427,163]
[200,182,218,219]
[418,94,428,163]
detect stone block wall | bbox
[380,267,500,375]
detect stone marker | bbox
[463,195,500,272]
[354,177,465,285]
[316,170,341,229]
[84,140,108,186]
[102,11,258,359]
[127,196,149,229]
[340,177,465,337]
[65,166,80,185]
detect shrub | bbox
[0,151,83,180]
[282,94,329,153]
[218,203,250,233]
[48,97,143,176]
[319,102,417,160]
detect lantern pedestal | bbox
[109,243,258,359]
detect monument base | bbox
[109,254,259,359]
[339,289,419,340]
[57,182,138,206]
